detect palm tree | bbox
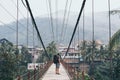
[93,29,120,80]
[109,29,120,50]
[46,41,58,60]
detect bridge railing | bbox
[61,60,76,80]
[16,61,52,80]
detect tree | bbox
[109,29,120,50]
[0,38,17,80]
[21,46,32,65]
[46,41,57,60]
[17,46,32,74]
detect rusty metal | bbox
[34,68,36,80]
[61,60,76,80]
[17,61,52,80]
[28,71,30,80]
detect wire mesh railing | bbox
[61,60,76,80]
[16,61,52,80]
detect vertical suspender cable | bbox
[63,0,73,43]
[63,0,87,59]
[33,26,35,61]
[91,0,95,79]
[27,10,29,48]
[108,0,113,80]
[82,9,85,80]
[60,0,69,42]
[62,0,73,73]
[73,36,76,75]
[48,0,54,41]
[16,0,19,48]
[77,12,80,80]
[16,0,20,76]
[45,0,53,42]
[83,10,85,51]
[78,15,80,63]
[92,0,95,56]
[56,0,58,43]
[24,0,50,60]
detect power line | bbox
[63,0,87,59]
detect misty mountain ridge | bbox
[0,10,120,46]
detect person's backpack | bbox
[53,55,58,64]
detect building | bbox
[58,46,83,63]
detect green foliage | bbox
[0,38,17,79]
[74,72,91,80]
[93,50,120,80]
[94,61,111,80]
[0,39,33,79]
[46,41,57,60]
[37,41,58,63]
[37,51,46,63]
[17,46,32,75]
[109,29,120,50]
[21,46,32,65]
[113,50,120,79]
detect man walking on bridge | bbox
[53,53,60,74]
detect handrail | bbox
[16,61,52,80]
[61,60,76,80]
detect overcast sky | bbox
[0,0,120,24]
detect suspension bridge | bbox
[0,0,120,80]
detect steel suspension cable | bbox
[83,10,85,51]
[60,0,69,42]
[13,0,34,35]
[63,0,87,59]
[108,0,113,80]
[27,10,29,47]
[48,0,55,41]
[55,0,58,43]
[0,20,26,36]
[0,2,33,33]
[92,0,95,55]
[62,0,73,43]
[32,26,35,61]
[16,0,19,48]
[11,0,27,20]
[45,0,53,41]
[24,0,50,60]
[82,9,85,80]
[91,0,95,79]
[0,3,17,21]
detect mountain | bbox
[0,10,120,46]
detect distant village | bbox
[17,40,105,64]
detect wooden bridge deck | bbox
[41,63,70,80]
